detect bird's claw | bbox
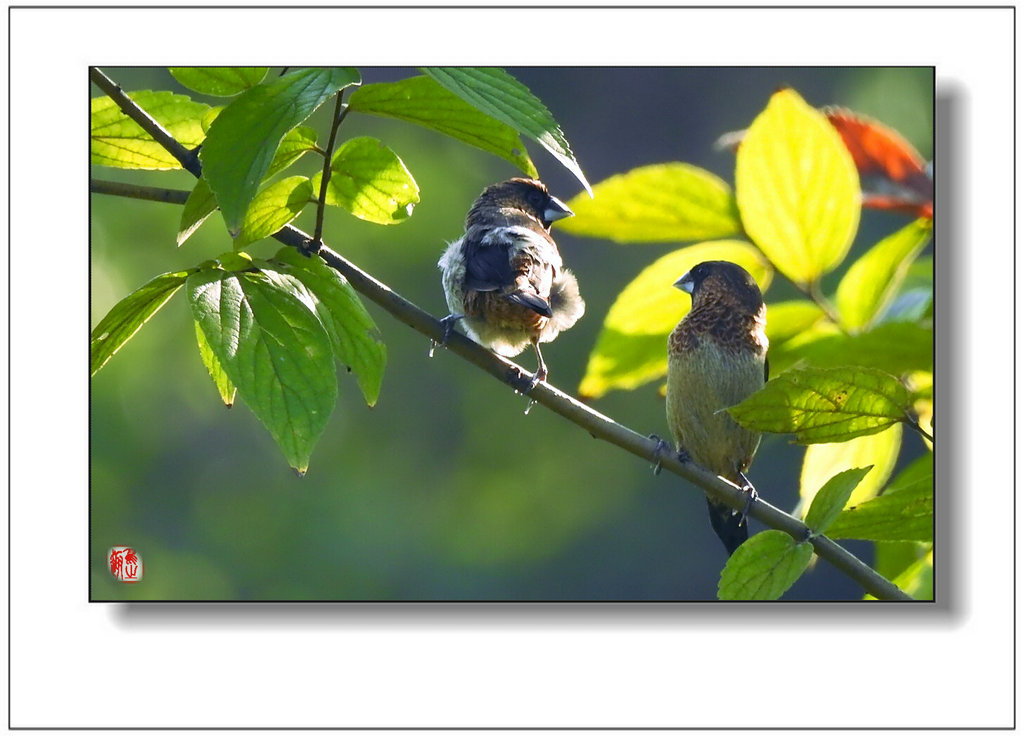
[507,366,542,396]
[429,314,463,358]
[648,434,670,475]
[439,314,462,344]
[738,490,758,525]
[299,237,323,258]
[736,471,758,525]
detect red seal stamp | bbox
[108,546,143,583]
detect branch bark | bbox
[90,67,202,178]
[88,67,914,602]
[90,179,189,204]
[310,90,348,249]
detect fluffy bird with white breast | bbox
[438,178,585,384]
[665,261,769,555]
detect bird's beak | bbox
[543,195,574,224]
[674,270,695,294]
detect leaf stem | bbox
[804,279,843,326]
[90,69,914,602]
[905,415,934,444]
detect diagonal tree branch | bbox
[88,67,913,602]
[90,67,202,177]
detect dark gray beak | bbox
[674,270,695,294]
[543,195,574,225]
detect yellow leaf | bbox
[797,423,902,517]
[557,163,740,243]
[736,88,861,286]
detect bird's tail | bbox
[547,268,585,333]
[706,498,748,555]
[505,289,553,317]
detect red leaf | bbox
[824,108,933,218]
[716,105,934,220]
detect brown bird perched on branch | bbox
[437,178,585,385]
[665,261,769,554]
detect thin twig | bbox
[805,279,844,326]
[90,179,190,205]
[89,69,915,602]
[310,91,348,249]
[905,416,934,444]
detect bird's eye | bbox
[527,189,546,209]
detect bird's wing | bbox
[462,225,516,293]
[463,223,557,294]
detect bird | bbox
[665,261,769,555]
[437,178,585,385]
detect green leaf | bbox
[884,548,933,600]
[234,176,314,248]
[178,128,319,247]
[347,75,537,177]
[201,106,222,133]
[269,248,387,406]
[266,125,318,179]
[178,179,219,246]
[874,541,931,582]
[828,477,933,542]
[735,88,861,286]
[310,137,420,225]
[718,530,813,601]
[194,319,236,406]
[91,91,210,170]
[803,466,873,534]
[578,241,771,399]
[903,255,934,292]
[199,67,360,235]
[91,270,191,376]
[170,67,269,96]
[769,320,933,377]
[421,67,590,195]
[555,163,740,243]
[888,452,934,493]
[187,268,338,473]
[729,366,912,443]
[836,218,933,330]
[799,424,902,516]
[764,300,824,345]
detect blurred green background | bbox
[90,67,933,600]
